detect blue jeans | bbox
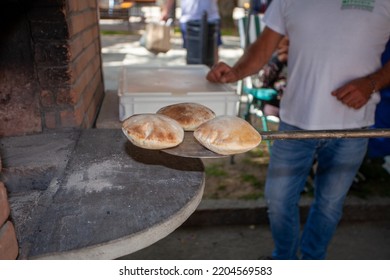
[265,121,368,259]
[180,20,222,48]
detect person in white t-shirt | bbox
[207,0,390,260]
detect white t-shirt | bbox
[180,0,220,23]
[263,0,390,129]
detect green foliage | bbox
[240,174,262,189]
[100,30,132,35]
[239,192,264,200]
[205,164,228,177]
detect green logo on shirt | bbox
[341,0,375,11]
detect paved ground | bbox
[119,221,390,260]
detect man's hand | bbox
[276,37,289,63]
[161,0,174,22]
[206,62,240,83]
[331,77,374,109]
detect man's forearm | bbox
[369,60,390,92]
[164,0,175,12]
[161,0,175,19]
[232,27,284,80]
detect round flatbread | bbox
[157,102,216,131]
[122,114,184,150]
[194,116,262,155]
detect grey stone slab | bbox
[18,129,204,259]
[0,130,81,258]
[0,130,80,193]
[95,90,122,129]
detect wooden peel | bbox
[162,129,390,158]
[162,132,228,158]
[260,128,390,141]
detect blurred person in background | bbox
[161,0,222,62]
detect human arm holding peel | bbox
[206,27,284,84]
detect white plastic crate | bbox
[118,65,239,121]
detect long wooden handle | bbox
[260,129,390,141]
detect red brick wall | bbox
[37,0,105,131]
[0,0,105,136]
[0,158,18,259]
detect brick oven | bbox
[0,0,105,137]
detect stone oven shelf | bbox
[0,129,205,259]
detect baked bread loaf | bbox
[157,102,216,131]
[194,116,261,155]
[122,114,184,149]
